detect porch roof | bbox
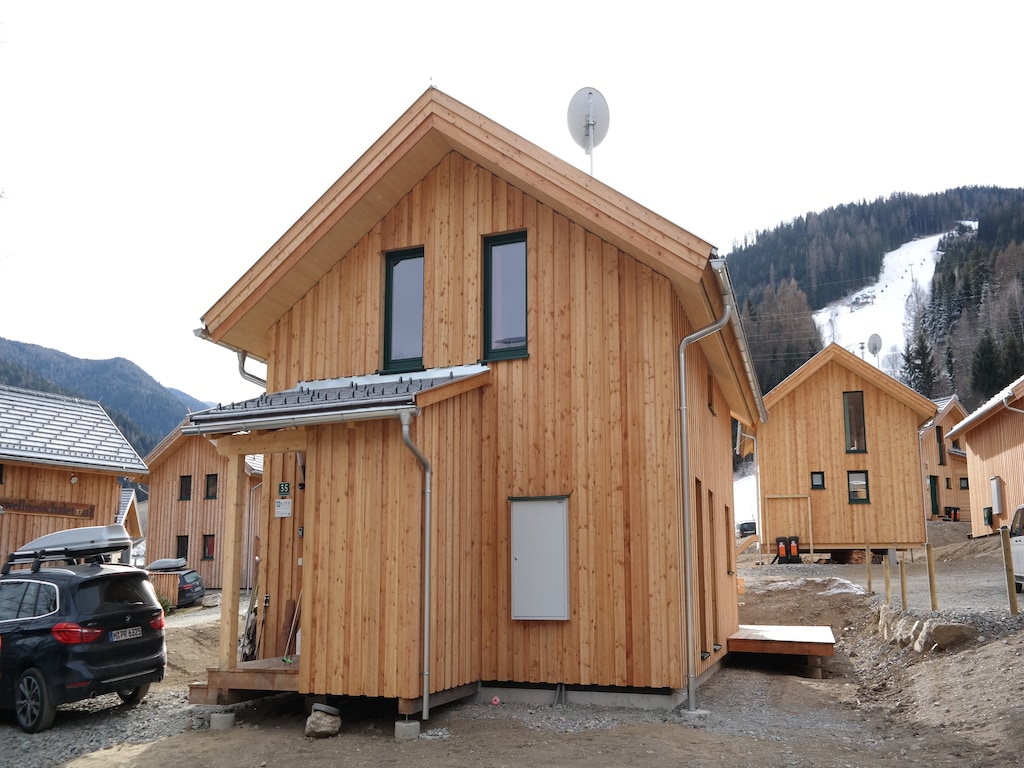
[181,364,490,436]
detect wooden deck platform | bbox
[189,656,301,705]
[728,624,835,656]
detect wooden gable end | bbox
[759,350,934,550]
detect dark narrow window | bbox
[202,534,215,561]
[205,473,218,500]
[0,463,5,484]
[483,232,527,360]
[383,247,424,372]
[811,471,825,490]
[960,477,970,490]
[707,372,716,415]
[179,475,192,501]
[936,426,946,465]
[848,471,870,503]
[843,391,867,452]
[945,477,952,489]
[176,535,189,560]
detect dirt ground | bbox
[64,522,1024,768]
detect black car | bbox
[0,527,166,732]
[736,521,757,538]
[145,558,206,608]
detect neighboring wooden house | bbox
[184,88,765,715]
[946,373,1024,537]
[0,385,147,557]
[919,395,972,522]
[117,485,144,539]
[143,423,263,589]
[757,344,936,556]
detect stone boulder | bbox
[913,620,975,653]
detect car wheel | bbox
[117,682,151,706]
[15,667,57,733]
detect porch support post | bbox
[217,452,247,670]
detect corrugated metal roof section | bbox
[187,364,489,432]
[245,454,264,473]
[0,385,148,473]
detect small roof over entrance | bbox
[182,365,491,436]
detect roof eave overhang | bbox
[199,89,711,360]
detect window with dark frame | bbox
[205,473,218,500]
[383,247,424,372]
[707,372,716,415]
[946,477,952,490]
[202,534,215,561]
[179,475,192,501]
[483,232,528,360]
[0,463,4,484]
[960,477,970,490]
[176,535,188,560]
[936,426,946,465]
[811,471,825,489]
[848,470,870,503]
[843,391,867,452]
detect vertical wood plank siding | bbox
[260,152,737,697]
[147,439,261,589]
[0,465,124,558]
[759,360,927,551]
[963,410,1024,535]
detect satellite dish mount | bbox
[567,87,610,176]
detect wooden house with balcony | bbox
[946,373,1024,537]
[183,88,765,716]
[0,385,147,557]
[756,344,936,558]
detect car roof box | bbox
[3,524,132,575]
[145,557,187,571]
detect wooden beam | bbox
[212,429,308,457]
[414,369,492,409]
[217,453,247,671]
[728,624,835,657]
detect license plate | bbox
[110,626,142,642]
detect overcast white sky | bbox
[1,1,1021,404]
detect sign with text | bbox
[274,499,293,518]
[278,482,291,496]
[0,497,95,519]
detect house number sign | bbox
[278,482,291,496]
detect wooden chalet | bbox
[0,385,147,557]
[143,424,263,590]
[946,373,1024,537]
[756,344,936,556]
[184,88,765,715]
[920,395,972,522]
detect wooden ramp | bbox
[728,625,835,678]
[189,657,300,705]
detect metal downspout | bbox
[679,260,732,712]
[237,350,268,388]
[399,409,432,720]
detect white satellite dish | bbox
[567,87,609,175]
[868,334,882,356]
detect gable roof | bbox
[946,372,1024,440]
[0,385,148,474]
[922,393,968,431]
[763,343,937,423]
[145,418,264,474]
[196,88,763,427]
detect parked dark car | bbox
[0,561,166,732]
[736,521,757,538]
[145,558,206,608]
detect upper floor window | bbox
[0,463,4,484]
[843,391,867,453]
[383,247,424,372]
[936,426,946,465]
[205,473,218,500]
[483,232,527,360]
[179,475,192,501]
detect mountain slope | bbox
[0,337,210,456]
